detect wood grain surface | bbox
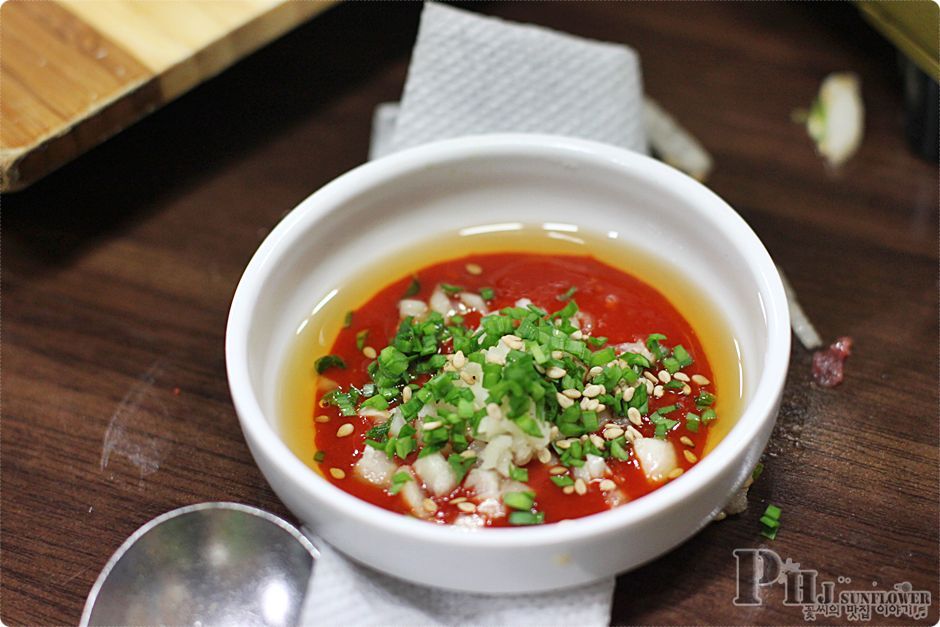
[0,0,334,192]
[2,2,938,625]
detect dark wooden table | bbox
[3,2,937,625]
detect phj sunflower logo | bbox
[733,548,932,622]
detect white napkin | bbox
[300,533,615,627]
[301,4,653,624]
[379,2,646,157]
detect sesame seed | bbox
[582,384,604,398]
[658,370,671,383]
[362,346,377,359]
[590,434,606,449]
[599,479,616,492]
[627,407,642,426]
[714,511,727,521]
[466,263,483,275]
[562,388,582,399]
[549,466,568,475]
[450,497,467,504]
[460,449,477,459]
[644,371,658,384]
[580,398,600,411]
[682,383,692,395]
[422,421,442,431]
[556,392,574,409]
[329,467,346,479]
[460,371,477,385]
[501,334,523,350]
[423,498,438,513]
[683,450,698,463]
[402,386,413,402]
[680,436,695,447]
[452,350,466,369]
[692,374,711,386]
[622,387,635,402]
[457,501,477,513]
[603,427,624,440]
[673,372,690,382]
[653,385,665,398]
[596,403,606,412]
[562,486,575,495]
[486,403,502,419]
[546,366,567,379]
[570,329,583,340]
[336,423,354,438]
[551,350,564,360]
[667,468,684,479]
[574,479,587,495]
[588,366,604,378]
[627,426,643,441]
[645,380,655,394]
[555,439,572,450]
[537,448,552,464]
[315,415,330,423]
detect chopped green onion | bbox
[763,504,782,520]
[751,462,764,481]
[448,454,474,483]
[395,436,415,459]
[550,475,574,487]
[377,346,409,378]
[759,515,780,529]
[695,391,716,409]
[556,286,578,301]
[508,511,545,526]
[589,347,616,367]
[440,283,463,296]
[552,300,578,320]
[313,451,326,462]
[315,354,346,374]
[343,311,354,328]
[509,465,529,482]
[673,345,693,368]
[610,439,629,461]
[361,395,388,410]
[581,411,599,432]
[586,336,608,348]
[480,287,495,301]
[761,526,778,540]
[646,333,667,361]
[403,275,421,297]
[365,422,389,441]
[503,491,536,511]
[685,412,701,433]
[662,356,680,374]
[356,329,370,351]
[389,471,412,495]
[701,408,717,424]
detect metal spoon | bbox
[80,502,317,627]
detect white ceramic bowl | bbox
[226,134,790,594]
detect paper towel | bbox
[300,536,615,627]
[386,2,646,156]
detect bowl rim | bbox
[225,133,790,548]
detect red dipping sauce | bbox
[311,253,718,526]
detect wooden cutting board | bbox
[0,0,335,192]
